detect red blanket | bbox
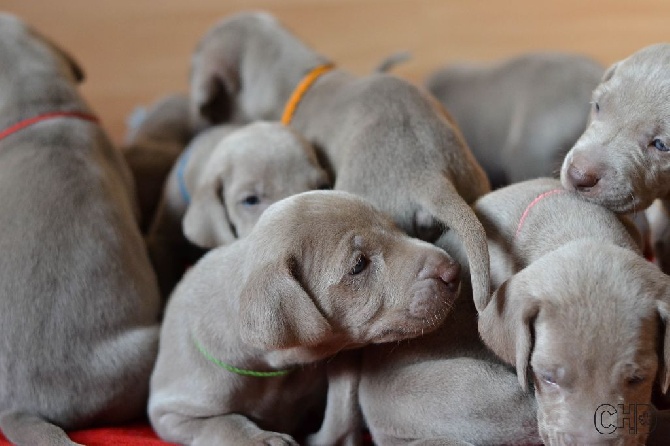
[0,423,173,446]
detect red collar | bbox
[0,111,99,141]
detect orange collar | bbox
[281,63,335,125]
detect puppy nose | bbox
[567,163,600,191]
[411,258,461,319]
[437,261,461,293]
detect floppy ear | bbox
[656,299,670,394]
[478,273,540,391]
[182,176,237,249]
[238,257,332,350]
[189,61,238,124]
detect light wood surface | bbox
[4,0,670,144]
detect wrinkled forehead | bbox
[534,298,659,367]
[256,191,396,242]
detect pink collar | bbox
[0,111,99,141]
[515,189,566,238]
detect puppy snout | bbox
[566,163,600,191]
[410,258,461,319]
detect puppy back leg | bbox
[0,411,82,446]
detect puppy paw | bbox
[251,431,299,446]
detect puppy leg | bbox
[156,412,298,446]
[306,350,363,446]
[0,411,82,446]
[360,356,539,445]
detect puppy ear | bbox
[478,273,540,391]
[656,299,670,394]
[33,30,85,83]
[238,256,332,350]
[190,62,238,124]
[601,61,620,83]
[182,177,237,249]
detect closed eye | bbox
[626,375,646,386]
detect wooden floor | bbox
[4,0,670,144]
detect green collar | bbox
[192,336,293,378]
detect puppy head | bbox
[0,13,84,91]
[190,12,306,124]
[479,240,670,446]
[560,43,670,212]
[237,190,462,360]
[183,122,330,248]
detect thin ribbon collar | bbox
[515,189,566,238]
[0,111,99,141]
[192,335,293,378]
[176,144,195,204]
[281,63,335,125]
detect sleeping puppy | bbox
[146,121,330,298]
[189,10,493,312]
[479,240,670,446]
[426,52,603,188]
[122,94,194,233]
[462,178,668,446]
[148,190,462,445]
[0,13,161,445]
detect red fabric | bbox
[0,422,175,446]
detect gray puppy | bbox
[122,94,194,233]
[427,52,603,188]
[148,190,462,445]
[466,179,668,446]
[561,43,670,214]
[189,11,492,311]
[146,121,330,298]
[560,43,670,274]
[0,14,161,446]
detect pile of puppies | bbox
[1,8,670,446]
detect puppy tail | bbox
[0,410,83,446]
[415,178,491,312]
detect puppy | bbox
[146,121,330,298]
[0,14,161,445]
[560,43,670,214]
[426,52,603,188]
[457,178,668,445]
[479,240,670,446]
[148,190,462,445]
[122,94,194,233]
[189,11,492,311]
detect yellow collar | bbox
[281,63,335,125]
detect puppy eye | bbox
[240,195,261,206]
[539,373,558,387]
[350,255,368,275]
[652,139,669,152]
[593,101,600,113]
